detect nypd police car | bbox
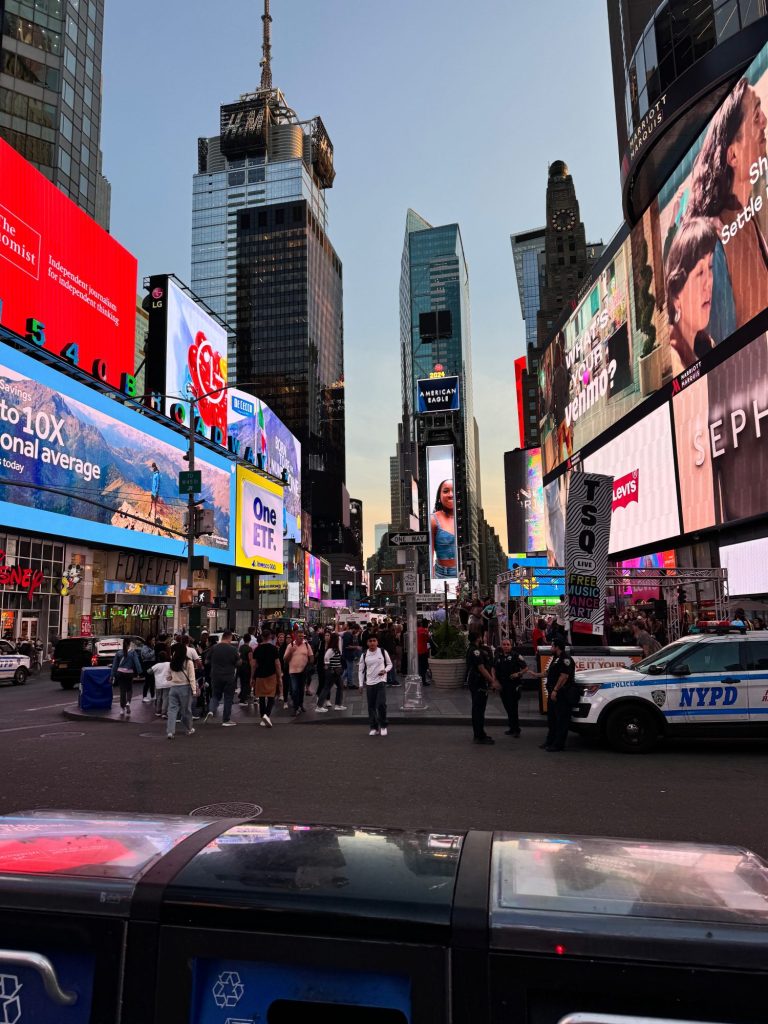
[570,628,768,753]
[0,639,30,686]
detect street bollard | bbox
[401,673,429,712]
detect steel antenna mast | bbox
[260,0,273,91]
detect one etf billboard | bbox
[565,472,613,636]
[0,137,137,389]
[235,466,284,574]
[146,275,228,442]
[228,388,302,543]
[426,443,458,595]
[0,341,232,560]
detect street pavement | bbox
[3,672,768,857]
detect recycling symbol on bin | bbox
[0,974,22,1024]
[212,971,244,1009]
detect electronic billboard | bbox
[0,341,232,561]
[0,137,137,389]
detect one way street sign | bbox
[388,532,428,547]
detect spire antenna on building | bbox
[260,0,273,92]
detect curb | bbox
[62,707,547,728]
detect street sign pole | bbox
[402,545,427,712]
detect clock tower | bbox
[536,160,590,347]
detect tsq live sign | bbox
[235,466,284,574]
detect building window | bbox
[58,147,71,175]
[82,113,91,138]
[85,54,94,80]
[64,46,76,75]
[60,111,73,141]
[65,14,77,42]
[80,142,90,168]
[62,80,74,109]
[79,172,88,197]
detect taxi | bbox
[570,627,768,752]
[0,639,31,686]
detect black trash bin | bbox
[140,822,464,1024]
[478,832,768,1024]
[0,811,218,1024]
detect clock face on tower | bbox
[551,208,577,231]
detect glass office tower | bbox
[400,210,480,580]
[0,0,110,228]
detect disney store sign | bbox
[0,549,45,599]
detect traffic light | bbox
[677,586,687,606]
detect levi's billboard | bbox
[0,138,137,388]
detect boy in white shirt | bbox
[359,635,392,737]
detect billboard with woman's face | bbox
[539,40,768,478]
[426,444,458,595]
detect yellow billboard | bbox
[235,466,284,574]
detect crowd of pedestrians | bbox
[108,617,415,739]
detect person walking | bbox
[204,631,240,727]
[253,628,283,728]
[166,641,198,739]
[317,632,345,711]
[379,623,399,686]
[359,634,392,736]
[149,646,172,719]
[140,637,156,702]
[110,639,144,718]
[310,626,326,699]
[534,638,576,752]
[631,622,661,658]
[341,622,362,689]
[466,631,495,745]
[417,619,431,687]
[492,638,528,738]
[237,633,254,705]
[284,630,314,717]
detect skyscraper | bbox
[0,0,111,228]
[510,226,546,351]
[191,1,346,542]
[516,162,602,448]
[400,210,480,583]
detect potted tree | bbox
[634,236,663,396]
[429,621,468,688]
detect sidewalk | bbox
[63,687,546,728]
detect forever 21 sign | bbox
[107,551,178,587]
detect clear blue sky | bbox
[101,0,623,559]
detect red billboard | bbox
[0,138,137,388]
[514,356,526,447]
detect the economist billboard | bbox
[0,137,137,389]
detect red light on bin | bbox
[554,944,567,956]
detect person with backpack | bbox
[110,639,144,718]
[359,634,392,736]
[317,632,345,712]
[166,640,198,739]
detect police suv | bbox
[0,639,31,686]
[570,627,768,753]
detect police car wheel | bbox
[604,703,658,754]
[12,667,28,686]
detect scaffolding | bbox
[496,566,730,644]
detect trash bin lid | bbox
[164,823,464,938]
[488,832,768,966]
[0,811,214,916]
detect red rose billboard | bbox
[0,137,137,388]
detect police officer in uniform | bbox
[492,638,528,737]
[466,631,495,745]
[535,637,576,752]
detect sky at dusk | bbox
[101,0,624,558]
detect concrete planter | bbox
[430,658,466,688]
